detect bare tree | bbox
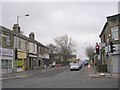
[85,46,95,61]
[47,43,58,54]
[54,35,77,61]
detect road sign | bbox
[99,43,106,48]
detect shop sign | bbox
[99,43,106,48]
[29,54,37,58]
[18,52,26,59]
[0,47,13,57]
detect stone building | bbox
[0,26,14,76]
[99,14,120,73]
[0,24,49,74]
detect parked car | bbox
[69,62,74,67]
[83,60,89,66]
[77,61,84,69]
[70,62,80,71]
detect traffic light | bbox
[15,48,18,60]
[110,42,115,53]
[95,44,99,54]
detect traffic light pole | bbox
[13,49,16,77]
[94,51,97,74]
[109,53,112,76]
[107,39,112,76]
[94,53,96,74]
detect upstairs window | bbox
[19,39,21,49]
[33,43,35,52]
[111,26,119,41]
[6,34,11,46]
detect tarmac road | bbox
[2,66,118,88]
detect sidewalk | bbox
[87,65,119,79]
[1,69,41,80]
[0,66,68,80]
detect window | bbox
[1,59,12,69]
[33,44,35,52]
[19,39,21,49]
[111,26,119,40]
[6,35,11,46]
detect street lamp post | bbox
[13,14,29,76]
[17,14,29,24]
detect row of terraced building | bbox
[0,24,49,76]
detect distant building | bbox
[99,14,120,73]
[49,53,63,64]
[37,42,49,68]
[66,55,77,62]
[49,53,77,63]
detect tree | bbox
[54,35,77,62]
[47,43,58,54]
[85,46,95,60]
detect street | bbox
[2,66,118,88]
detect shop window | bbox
[8,60,12,69]
[16,59,24,68]
[4,60,8,69]
[1,59,12,69]
[1,60,4,69]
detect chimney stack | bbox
[29,32,35,40]
[13,24,21,34]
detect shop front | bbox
[0,47,13,76]
[16,51,27,72]
[28,54,37,70]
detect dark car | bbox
[83,60,89,66]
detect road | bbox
[2,66,118,88]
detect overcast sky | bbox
[1,0,119,60]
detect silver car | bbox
[70,63,80,71]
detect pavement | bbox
[87,65,119,79]
[0,66,67,80]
